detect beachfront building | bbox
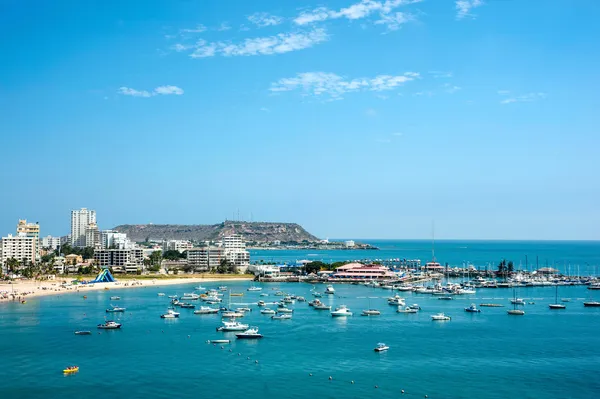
[162,239,193,253]
[221,234,250,271]
[85,223,101,249]
[247,264,281,278]
[70,208,96,248]
[16,219,40,260]
[41,235,61,251]
[1,233,36,266]
[93,248,144,272]
[100,230,133,249]
[330,262,397,280]
[187,247,224,271]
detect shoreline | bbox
[0,276,253,303]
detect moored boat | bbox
[397,306,418,313]
[361,309,381,316]
[97,321,122,329]
[431,313,451,321]
[331,305,352,317]
[106,305,126,313]
[374,343,389,352]
[260,308,276,315]
[583,301,600,307]
[161,308,180,319]
[235,327,263,339]
[217,320,249,332]
[74,330,92,335]
[325,285,335,295]
[272,314,292,320]
[194,306,219,314]
[464,304,481,313]
[63,366,79,374]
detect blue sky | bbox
[1,0,599,240]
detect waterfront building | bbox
[93,248,143,272]
[221,234,250,271]
[16,219,40,260]
[247,264,280,277]
[330,262,397,280]
[70,208,96,248]
[100,230,132,249]
[1,233,36,266]
[162,240,193,253]
[85,223,101,248]
[344,240,355,248]
[41,235,61,251]
[187,247,225,271]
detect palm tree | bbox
[7,258,19,276]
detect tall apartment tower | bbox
[70,208,96,248]
[16,219,40,260]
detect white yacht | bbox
[235,327,263,339]
[217,320,249,332]
[260,308,276,315]
[106,305,126,313]
[257,300,266,307]
[331,305,353,317]
[276,307,294,314]
[325,285,335,295]
[431,313,451,321]
[272,314,292,320]
[510,298,526,305]
[97,321,122,329]
[397,306,418,313]
[181,293,200,300]
[222,311,245,318]
[247,286,262,292]
[161,308,180,319]
[194,306,219,315]
[387,295,406,307]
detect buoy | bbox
[401,390,405,394]
[375,385,378,388]
[247,356,250,360]
[188,335,191,338]
[309,373,313,376]
[229,349,232,352]
[425,395,428,398]
[238,353,241,356]
[221,346,224,349]
[255,360,258,364]
[351,380,354,384]
[329,376,332,380]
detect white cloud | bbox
[497,90,510,95]
[376,138,392,143]
[443,83,461,93]
[154,85,184,95]
[294,0,421,28]
[248,12,284,27]
[500,92,546,104]
[269,71,419,100]
[429,71,453,78]
[393,132,403,136]
[414,91,433,96]
[217,22,231,31]
[118,85,184,98]
[118,87,152,98]
[189,28,328,58]
[456,0,484,20]
[260,107,270,112]
[180,24,207,33]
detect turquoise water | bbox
[2,281,600,399]
[251,240,600,274]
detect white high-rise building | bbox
[163,240,193,253]
[1,233,36,266]
[41,235,61,251]
[101,230,133,249]
[70,208,96,248]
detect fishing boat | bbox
[110,296,121,300]
[63,366,79,374]
[325,285,335,295]
[194,306,219,314]
[97,321,122,329]
[247,286,262,292]
[74,331,92,335]
[272,314,292,320]
[106,305,126,313]
[374,343,389,352]
[431,313,451,321]
[397,306,418,313]
[217,320,249,332]
[464,304,481,313]
[549,285,566,309]
[260,308,276,315]
[331,305,353,317]
[235,327,263,339]
[361,309,381,316]
[161,308,180,319]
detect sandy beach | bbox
[0,275,253,303]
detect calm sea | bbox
[250,240,600,274]
[1,280,600,399]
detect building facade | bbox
[85,223,101,248]
[41,235,62,251]
[1,233,36,266]
[101,230,132,249]
[162,240,193,253]
[70,208,96,248]
[221,234,250,271]
[16,219,40,260]
[93,248,143,271]
[187,247,224,271]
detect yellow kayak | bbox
[63,367,79,374]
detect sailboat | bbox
[507,288,525,315]
[361,297,381,316]
[549,284,566,309]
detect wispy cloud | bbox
[294,0,421,30]
[118,85,184,98]
[260,107,270,112]
[180,24,207,33]
[414,91,434,97]
[456,0,484,20]
[217,22,231,31]
[392,132,403,136]
[270,71,419,101]
[497,90,510,95]
[376,138,391,143]
[429,71,453,78]
[248,12,285,27]
[184,28,328,58]
[443,83,461,93]
[500,92,547,104]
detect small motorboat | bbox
[235,327,263,339]
[296,296,306,302]
[438,296,453,301]
[161,309,180,319]
[63,366,79,374]
[408,304,421,310]
[312,292,323,298]
[324,285,335,295]
[157,293,165,297]
[313,304,331,310]
[276,307,294,314]
[260,293,269,297]
[361,309,381,316]
[194,306,220,315]
[397,306,418,314]
[218,286,228,291]
[222,311,245,318]
[181,293,200,300]
[110,296,120,300]
[74,331,92,335]
[195,286,206,290]
[331,305,353,317]
[247,286,262,291]
[374,343,389,352]
[168,295,178,299]
[561,298,571,303]
[236,307,252,313]
[106,306,126,313]
[387,295,406,306]
[464,304,481,313]
[217,320,249,332]
[97,321,122,329]
[179,303,196,309]
[257,300,266,307]
[431,313,451,321]
[510,298,526,305]
[272,314,292,320]
[260,308,276,315]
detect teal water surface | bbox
[2,281,600,399]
